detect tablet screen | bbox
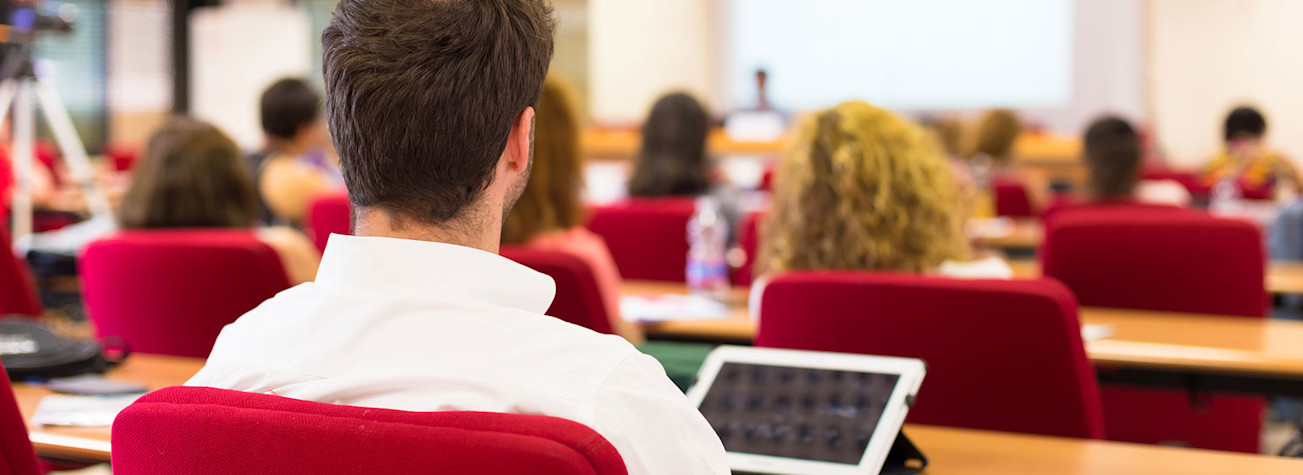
[697,362,900,465]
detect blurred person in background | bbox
[119,117,320,284]
[502,76,643,343]
[628,92,741,241]
[253,78,342,226]
[1079,116,1189,208]
[1204,106,1300,200]
[923,116,976,216]
[969,109,1049,213]
[757,101,1009,280]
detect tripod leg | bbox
[0,80,17,122]
[11,81,33,244]
[33,78,112,220]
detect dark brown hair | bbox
[119,117,259,229]
[628,92,711,197]
[502,76,584,244]
[1083,116,1141,199]
[260,78,321,140]
[322,0,556,226]
[1225,106,1267,142]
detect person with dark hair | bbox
[629,92,741,241]
[252,78,340,226]
[1205,105,1300,198]
[629,92,712,197]
[1083,116,1142,200]
[119,117,320,283]
[185,2,728,473]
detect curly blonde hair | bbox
[757,101,968,275]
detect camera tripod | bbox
[0,46,112,245]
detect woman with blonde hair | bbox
[502,76,642,342]
[758,101,1003,277]
[119,117,320,284]
[970,109,1049,213]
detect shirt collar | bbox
[314,234,555,313]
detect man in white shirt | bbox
[186,1,729,473]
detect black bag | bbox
[0,316,123,380]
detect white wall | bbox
[1019,0,1146,135]
[588,0,716,124]
[586,0,1145,136]
[1150,0,1303,167]
[191,4,311,149]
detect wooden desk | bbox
[15,354,1303,473]
[628,281,1303,385]
[1008,259,1303,295]
[904,424,1303,474]
[972,219,1044,250]
[14,354,202,463]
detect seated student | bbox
[1204,106,1300,199]
[628,92,741,239]
[969,109,1050,213]
[757,101,1009,279]
[501,76,644,343]
[118,117,320,284]
[186,2,728,474]
[1067,116,1190,210]
[253,78,342,226]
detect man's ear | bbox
[504,106,535,173]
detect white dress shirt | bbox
[187,234,728,475]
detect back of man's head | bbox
[322,0,555,227]
[260,78,321,141]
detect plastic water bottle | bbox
[687,196,730,300]
[1209,178,1243,217]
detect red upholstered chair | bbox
[0,227,42,317]
[104,143,140,172]
[993,178,1036,217]
[1141,168,1211,201]
[729,211,762,287]
[80,229,293,358]
[500,247,614,335]
[1042,207,1265,317]
[755,272,1104,439]
[586,198,696,282]
[1041,207,1266,452]
[0,361,41,475]
[306,193,351,253]
[112,387,627,475]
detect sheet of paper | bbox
[621,294,730,323]
[30,394,141,427]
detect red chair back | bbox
[1141,168,1211,201]
[0,361,41,475]
[755,272,1104,439]
[993,179,1036,217]
[586,198,695,282]
[306,193,351,253]
[104,143,140,172]
[0,227,41,317]
[112,387,627,475]
[1041,207,1266,453]
[500,247,614,335]
[81,229,293,358]
[1041,207,1266,317]
[729,212,762,287]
